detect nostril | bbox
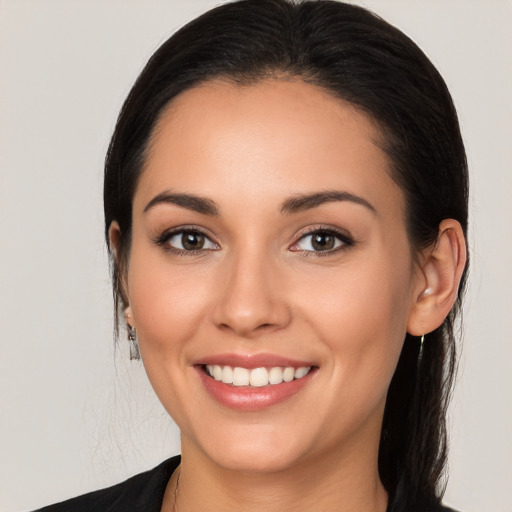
[212,290,292,336]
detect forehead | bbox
[137,79,403,217]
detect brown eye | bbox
[165,230,218,252]
[182,231,205,250]
[311,232,335,251]
[291,229,351,253]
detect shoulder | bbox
[388,492,462,512]
[421,504,462,512]
[422,504,462,512]
[32,455,180,512]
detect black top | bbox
[33,455,458,512]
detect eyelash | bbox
[154,226,355,257]
[154,226,219,256]
[290,227,355,257]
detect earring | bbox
[127,325,141,360]
[417,334,425,369]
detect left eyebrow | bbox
[280,190,377,215]
[143,191,220,216]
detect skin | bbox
[110,79,466,512]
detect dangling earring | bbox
[127,324,140,360]
[417,334,425,369]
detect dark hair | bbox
[104,1,469,509]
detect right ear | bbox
[108,221,130,311]
[108,221,122,264]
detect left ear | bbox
[407,219,467,336]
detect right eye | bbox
[162,229,219,252]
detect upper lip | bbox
[193,352,316,369]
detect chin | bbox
[210,447,302,474]
[195,425,311,474]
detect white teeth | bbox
[213,365,223,381]
[221,365,233,384]
[249,367,269,387]
[232,367,250,386]
[268,367,284,385]
[206,364,312,387]
[283,367,295,382]
[294,367,310,379]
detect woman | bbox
[36,0,468,510]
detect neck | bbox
[165,433,388,512]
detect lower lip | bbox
[196,366,316,411]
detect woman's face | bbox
[122,79,423,473]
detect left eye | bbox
[292,230,346,252]
[166,230,218,251]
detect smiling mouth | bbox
[204,364,314,388]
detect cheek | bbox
[126,246,214,355]
[124,245,217,426]
[297,250,413,381]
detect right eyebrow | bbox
[143,191,220,216]
[280,190,377,215]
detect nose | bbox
[212,249,292,338]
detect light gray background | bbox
[1,1,511,511]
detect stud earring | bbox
[127,324,140,360]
